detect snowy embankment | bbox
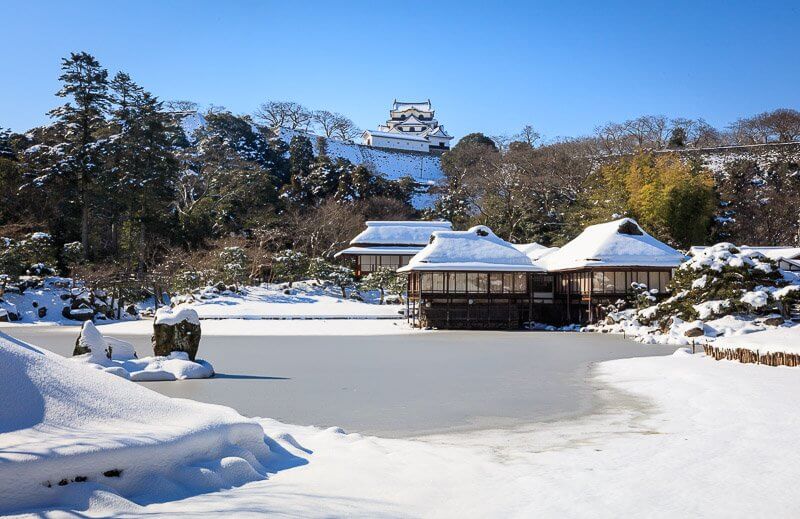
[39,349,800,518]
[0,334,270,515]
[176,282,404,320]
[713,326,800,355]
[0,280,404,327]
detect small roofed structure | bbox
[399,226,546,329]
[335,220,452,277]
[539,218,685,323]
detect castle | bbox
[362,100,453,154]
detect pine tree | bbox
[286,135,315,205]
[360,266,399,304]
[46,52,110,258]
[271,249,308,287]
[107,72,178,275]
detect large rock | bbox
[73,321,112,365]
[684,325,705,337]
[763,315,785,327]
[152,306,202,361]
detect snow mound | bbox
[155,305,200,326]
[71,322,214,381]
[0,333,265,514]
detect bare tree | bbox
[514,125,542,148]
[254,101,312,130]
[163,100,199,112]
[331,113,361,141]
[312,110,338,137]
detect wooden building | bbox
[399,219,685,329]
[399,225,545,329]
[538,218,685,324]
[335,220,452,277]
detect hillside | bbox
[276,128,443,207]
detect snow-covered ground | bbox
[0,280,404,327]
[0,334,270,516]
[9,344,800,518]
[714,325,800,354]
[176,282,404,320]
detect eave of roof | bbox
[334,246,424,258]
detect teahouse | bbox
[398,226,545,329]
[538,218,685,323]
[335,220,452,277]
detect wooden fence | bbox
[703,344,800,367]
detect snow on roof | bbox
[540,218,685,271]
[392,100,432,112]
[513,243,547,255]
[426,126,452,138]
[350,221,452,246]
[512,243,560,263]
[334,245,425,258]
[689,245,800,261]
[399,226,544,272]
[363,129,430,142]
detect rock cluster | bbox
[152,306,202,361]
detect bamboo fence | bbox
[703,344,800,367]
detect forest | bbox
[1,51,799,296]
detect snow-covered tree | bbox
[45,52,110,257]
[271,249,308,287]
[648,243,791,325]
[219,246,249,288]
[360,267,399,305]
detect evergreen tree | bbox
[271,249,308,287]
[286,135,315,205]
[107,72,178,274]
[360,266,399,304]
[46,52,110,258]
[668,127,687,148]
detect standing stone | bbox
[152,306,202,360]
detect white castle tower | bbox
[362,99,453,154]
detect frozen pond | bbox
[4,324,677,438]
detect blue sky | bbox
[2,1,798,140]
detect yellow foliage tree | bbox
[570,152,715,247]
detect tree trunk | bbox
[137,219,147,280]
[81,202,90,259]
[379,287,384,305]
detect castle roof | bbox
[392,100,432,112]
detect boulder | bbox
[73,321,112,363]
[684,325,705,337]
[763,315,785,327]
[152,306,202,361]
